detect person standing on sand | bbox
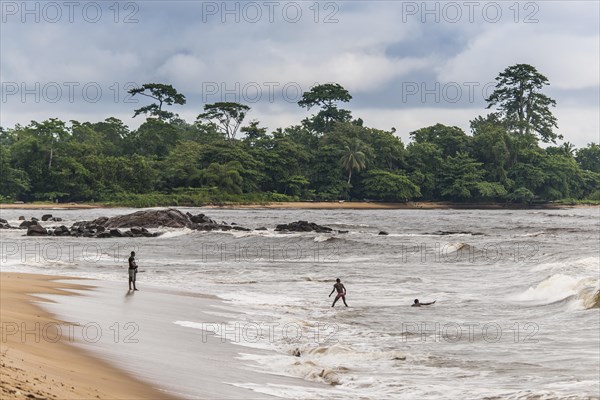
[128,251,138,291]
[412,299,435,307]
[329,278,348,307]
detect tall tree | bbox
[486,64,560,143]
[197,102,250,142]
[129,83,186,121]
[29,119,70,170]
[298,83,352,134]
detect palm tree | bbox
[561,142,575,157]
[340,139,367,185]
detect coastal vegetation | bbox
[1,64,598,206]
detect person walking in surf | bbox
[128,251,139,291]
[329,278,348,307]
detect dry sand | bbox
[2,201,595,210]
[0,203,101,209]
[0,273,179,400]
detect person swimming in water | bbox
[412,299,435,307]
[329,278,348,307]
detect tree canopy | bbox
[486,64,560,143]
[1,65,597,205]
[129,83,186,121]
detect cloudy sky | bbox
[1,1,598,146]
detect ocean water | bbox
[1,207,599,399]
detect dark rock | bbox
[255,227,268,231]
[53,225,69,236]
[433,230,484,236]
[27,224,48,236]
[31,217,39,222]
[100,209,190,229]
[96,232,111,238]
[194,223,232,231]
[18,216,25,220]
[52,217,62,222]
[0,223,11,229]
[275,221,333,233]
[232,226,251,231]
[337,230,349,234]
[41,214,53,221]
[19,220,38,229]
[109,228,124,237]
[65,209,248,237]
[0,218,7,224]
[378,231,389,235]
[95,216,110,225]
[188,213,217,225]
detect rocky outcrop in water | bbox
[77,209,250,232]
[19,220,38,229]
[16,209,348,238]
[100,209,191,229]
[275,221,333,233]
[20,209,253,237]
[27,225,48,236]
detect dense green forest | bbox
[1,64,599,206]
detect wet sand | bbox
[2,273,326,399]
[0,272,178,399]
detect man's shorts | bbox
[129,269,136,280]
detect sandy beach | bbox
[0,273,179,400]
[0,203,103,210]
[1,272,326,400]
[2,201,595,210]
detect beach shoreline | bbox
[1,272,327,400]
[1,201,597,210]
[0,272,180,400]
